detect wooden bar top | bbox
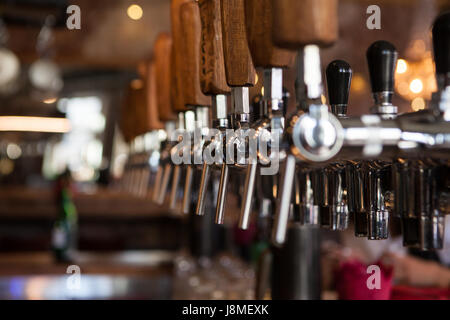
[0,187,178,219]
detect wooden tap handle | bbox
[138,61,165,131]
[244,0,296,68]
[154,33,177,121]
[123,81,146,139]
[171,0,190,111]
[146,60,165,130]
[180,1,210,107]
[220,0,256,87]
[198,0,230,95]
[120,87,136,143]
[272,0,338,49]
[129,65,148,138]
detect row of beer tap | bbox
[119,0,450,251]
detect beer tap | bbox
[272,40,398,242]
[324,60,352,230]
[154,0,204,206]
[194,0,231,216]
[212,0,256,224]
[273,40,399,241]
[151,32,178,202]
[143,60,167,199]
[419,11,450,249]
[237,0,296,230]
[161,1,226,261]
[326,61,352,119]
[167,0,213,211]
[271,0,339,246]
[271,12,450,247]
[365,41,398,240]
[122,61,164,198]
[398,12,450,250]
[367,41,398,119]
[257,0,338,301]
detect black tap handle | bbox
[326,60,352,107]
[366,40,398,94]
[432,12,450,81]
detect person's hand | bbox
[381,252,450,288]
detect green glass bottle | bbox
[52,182,78,263]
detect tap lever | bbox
[154,33,178,122]
[366,41,398,116]
[196,163,211,216]
[182,165,194,214]
[220,0,256,87]
[170,0,190,112]
[303,45,323,100]
[157,163,172,205]
[367,40,398,96]
[169,164,181,210]
[239,161,258,229]
[180,0,211,107]
[271,0,338,49]
[244,0,296,69]
[432,12,450,87]
[215,163,230,224]
[198,0,230,95]
[326,60,352,117]
[152,165,164,202]
[272,154,296,246]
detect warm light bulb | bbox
[409,79,423,94]
[396,59,408,74]
[351,73,366,93]
[43,97,57,104]
[127,4,143,20]
[131,79,143,90]
[411,97,425,111]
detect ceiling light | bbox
[127,4,143,20]
[0,116,71,133]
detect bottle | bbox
[51,171,78,263]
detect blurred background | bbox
[0,0,448,300]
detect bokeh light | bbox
[127,4,143,20]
